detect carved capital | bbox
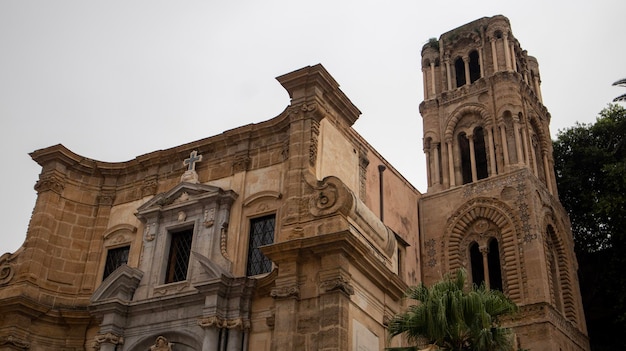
[98,191,116,206]
[93,332,124,350]
[198,315,225,328]
[34,173,65,195]
[270,285,300,299]
[320,276,355,296]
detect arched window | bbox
[469,50,481,83]
[474,127,489,180]
[468,237,502,291]
[458,132,472,184]
[455,57,466,87]
[487,239,503,291]
[470,242,484,286]
[546,226,563,312]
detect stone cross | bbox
[183,150,203,171]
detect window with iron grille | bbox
[246,214,275,276]
[103,245,130,281]
[165,228,193,284]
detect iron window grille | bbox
[165,228,193,284]
[103,245,130,281]
[246,214,275,276]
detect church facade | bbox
[0,15,588,351]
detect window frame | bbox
[245,214,276,277]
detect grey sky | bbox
[1,0,624,253]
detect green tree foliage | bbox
[553,103,626,350]
[387,269,517,351]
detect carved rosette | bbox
[92,332,124,351]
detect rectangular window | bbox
[165,228,193,284]
[103,246,130,280]
[246,214,275,276]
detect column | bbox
[422,69,428,100]
[487,127,497,176]
[490,38,499,72]
[468,134,477,182]
[478,47,485,78]
[534,75,543,103]
[503,34,512,71]
[499,125,510,166]
[543,152,554,194]
[445,58,452,91]
[510,42,517,71]
[227,328,243,351]
[447,139,456,187]
[463,56,471,86]
[513,121,524,165]
[202,327,220,351]
[523,130,535,175]
[425,147,432,187]
[430,62,437,96]
[433,142,441,185]
[480,247,491,290]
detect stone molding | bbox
[0,335,30,350]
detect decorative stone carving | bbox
[150,336,172,351]
[93,332,124,350]
[177,210,186,222]
[270,285,300,299]
[98,190,116,206]
[34,173,64,194]
[320,276,355,296]
[0,253,14,286]
[204,208,215,227]
[142,178,158,197]
[220,222,230,260]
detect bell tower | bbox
[418,15,589,350]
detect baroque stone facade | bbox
[0,15,588,351]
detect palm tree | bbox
[387,269,518,351]
[613,78,626,102]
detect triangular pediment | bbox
[136,182,237,218]
[91,265,143,304]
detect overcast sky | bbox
[1,1,624,253]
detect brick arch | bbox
[444,197,524,301]
[541,208,578,324]
[444,104,492,141]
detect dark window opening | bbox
[165,228,193,284]
[488,239,503,291]
[474,127,489,180]
[459,132,472,184]
[246,214,275,276]
[469,50,481,83]
[455,57,466,87]
[470,242,484,286]
[103,246,130,280]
